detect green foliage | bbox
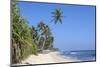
[12,0,37,64]
[12,0,60,64]
[36,22,54,52]
[51,48,59,51]
[31,45,38,55]
[31,21,54,52]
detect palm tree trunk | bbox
[41,39,45,52]
[33,36,38,44]
[37,35,41,45]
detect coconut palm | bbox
[37,22,53,52]
[37,22,45,51]
[51,8,64,24]
[31,26,39,44]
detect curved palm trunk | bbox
[37,35,41,45]
[41,39,45,52]
[33,35,38,44]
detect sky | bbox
[17,1,96,51]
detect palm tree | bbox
[41,25,49,51]
[37,22,45,51]
[51,8,64,24]
[37,22,53,52]
[31,26,38,44]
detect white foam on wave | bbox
[70,52,77,54]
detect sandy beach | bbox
[21,51,79,64]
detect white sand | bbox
[21,51,79,64]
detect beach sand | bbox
[21,51,79,64]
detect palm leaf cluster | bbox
[51,8,63,24]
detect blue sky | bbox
[17,1,96,51]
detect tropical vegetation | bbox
[11,0,63,64]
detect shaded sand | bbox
[21,51,79,64]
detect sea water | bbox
[61,50,96,61]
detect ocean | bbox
[61,50,96,61]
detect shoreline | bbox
[20,51,79,64]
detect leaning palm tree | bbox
[51,8,64,24]
[36,22,45,51]
[31,26,38,44]
[41,25,51,51]
[37,22,44,44]
[37,22,53,52]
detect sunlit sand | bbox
[21,51,79,64]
